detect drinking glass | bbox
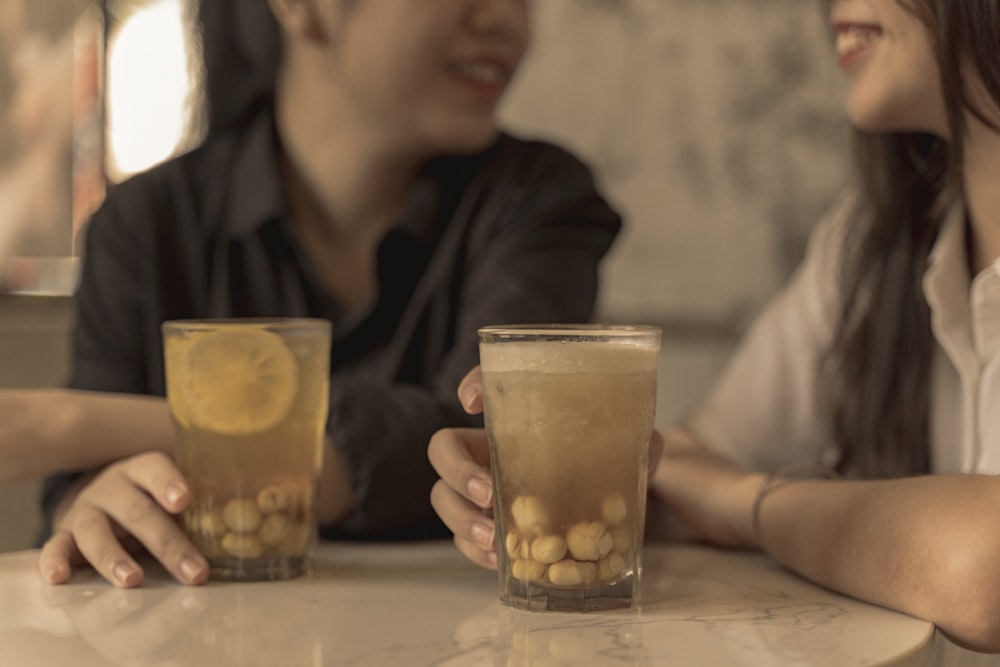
[162,318,331,581]
[478,324,661,611]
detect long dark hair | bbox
[823,0,1000,478]
[196,0,282,135]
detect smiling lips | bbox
[451,60,512,104]
[457,62,508,85]
[835,23,883,70]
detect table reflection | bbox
[42,573,322,667]
[447,603,648,666]
[501,609,646,667]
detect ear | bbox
[268,0,328,42]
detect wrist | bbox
[750,464,840,548]
[729,471,767,547]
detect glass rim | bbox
[162,317,331,332]
[478,323,661,340]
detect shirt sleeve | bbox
[683,191,855,472]
[327,142,622,538]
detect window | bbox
[0,0,202,295]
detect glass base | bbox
[501,576,637,612]
[208,554,312,582]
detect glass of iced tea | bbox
[478,324,661,611]
[162,318,331,581]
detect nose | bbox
[469,0,530,49]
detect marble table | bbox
[0,541,935,666]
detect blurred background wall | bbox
[0,0,851,551]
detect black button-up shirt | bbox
[42,108,621,540]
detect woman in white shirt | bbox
[429,0,1000,653]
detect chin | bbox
[847,109,946,137]
[846,89,947,136]
[428,118,500,155]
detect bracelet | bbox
[751,463,840,541]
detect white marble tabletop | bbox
[0,541,935,666]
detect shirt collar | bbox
[925,200,969,293]
[923,200,975,367]
[393,147,495,245]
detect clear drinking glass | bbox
[162,318,331,581]
[478,324,661,611]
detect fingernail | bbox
[180,557,205,584]
[165,483,185,506]
[459,384,479,412]
[467,477,492,507]
[113,562,139,586]
[471,520,495,549]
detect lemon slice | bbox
[164,336,194,429]
[183,328,299,435]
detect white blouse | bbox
[684,191,1000,475]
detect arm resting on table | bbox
[650,428,1000,653]
[0,389,174,482]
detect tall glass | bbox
[162,318,331,581]
[478,325,661,611]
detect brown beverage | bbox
[162,319,331,581]
[479,325,660,611]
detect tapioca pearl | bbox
[256,485,291,514]
[222,532,264,558]
[601,494,628,526]
[520,536,532,560]
[505,530,520,557]
[547,559,586,586]
[566,521,613,561]
[512,558,546,582]
[530,534,567,564]
[223,498,263,533]
[511,495,551,535]
[611,527,630,553]
[198,537,227,559]
[198,507,229,538]
[598,551,626,580]
[258,513,291,546]
[188,507,225,539]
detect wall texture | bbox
[501,0,851,323]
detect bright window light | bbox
[106,0,193,180]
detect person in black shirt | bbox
[23,0,620,588]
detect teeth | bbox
[837,26,881,57]
[459,63,505,84]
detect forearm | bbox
[757,474,1000,651]
[2,388,174,481]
